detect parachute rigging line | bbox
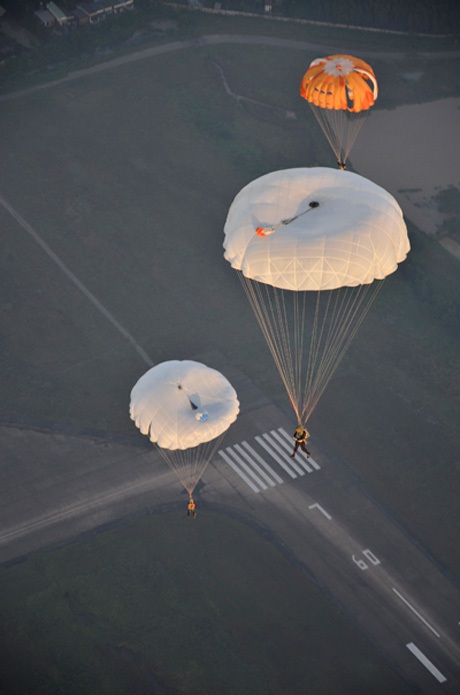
[238,272,384,424]
[309,107,368,169]
[152,430,227,497]
[300,55,378,168]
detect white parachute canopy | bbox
[130,360,239,495]
[223,168,409,424]
[224,167,409,290]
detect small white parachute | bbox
[130,360,239,495]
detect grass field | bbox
[1,6,460,692]
[0,511,414,695]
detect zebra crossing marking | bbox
[233,443,279,487]
[218,428,321,492]
[255,434,298,478]
[218,449,261,493]
[239,442,283,485]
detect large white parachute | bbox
[130,360,239,495]
[224,168,410,424]
[224,167,409,290]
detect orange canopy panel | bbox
[300,55,378,112]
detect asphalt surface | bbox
[2,30,459,694]
[1,351,460,694]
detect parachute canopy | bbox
[300,54,378,168]
[130,360,239,496]
[130,360,239,450]
[224,167,409,291]
[300,54,378,112]
[223,168,409,424]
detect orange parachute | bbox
[300,54,378,112]
[300,54,378,167]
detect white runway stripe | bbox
[240,442,284,484]
[218,450,261,493]
[233,443,279,487]
[255,435,298,478]
[406,643,447,683]
[223,447,269,491]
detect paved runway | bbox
[1,352,459,694]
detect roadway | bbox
[1,352,459,694]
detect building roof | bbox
[35,9,55,24]
[72,7,88,20]
[46,2,73,21]
[77,0,133,13]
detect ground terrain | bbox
[0,5,459,693]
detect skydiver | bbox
[291,426,311,458]
[187,497,197,519]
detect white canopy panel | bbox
[130,360,239,450]
[223,167,410,291]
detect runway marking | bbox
[255,435,298,479]
[219,448,268,492]
[392,588,441,638]
[308,503,332,520]
[352,548,382,571]
[363,548,381,566]
[236,443,282,485]
[0,194,153,367]
[406,643,447,683]
[219,430,321,492]
[218,450,261,493]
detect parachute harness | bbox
[256,201,319,237]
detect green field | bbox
[1,5,460,693]
[0,511,414,695]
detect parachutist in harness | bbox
[291,426,311,458]
[338,161,346,170]
[187,497,197,519]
